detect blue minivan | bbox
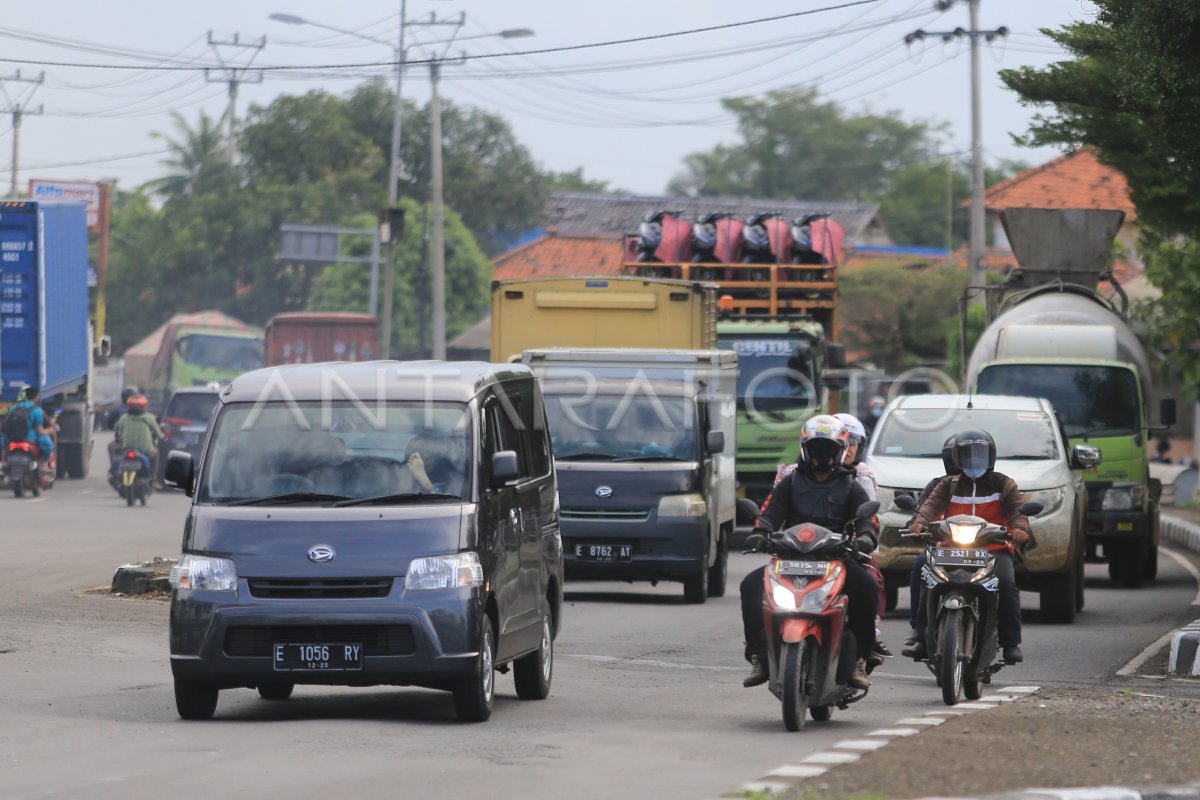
[165,361,563,722]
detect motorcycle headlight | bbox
[949,522,984,545]
[169,554,237,592]
[658,493,707,518]
[405,552,484,590]
[639,221,662,248]
[772,582,798,611]
[799,579,836,612]
[1025,487,1066,516]
[1101,485,1143,511]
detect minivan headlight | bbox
[1025,487,1066,517]
[658,493,707,518]
[169,554,237,592]
[405,551,484,590]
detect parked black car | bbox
[157,387,221,481]
[164,361,564,722]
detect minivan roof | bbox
[219,360,532,404]
[890,393,1050,413]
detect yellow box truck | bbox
[490,275,717,362]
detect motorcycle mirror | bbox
[1019,501,1044,517]
[856,500,880,519]
[893,494,918,512]
[736,497,761,523]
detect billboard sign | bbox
[28,179,101,230]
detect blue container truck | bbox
[0,200,94,478]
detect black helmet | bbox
[941,434,959,475]
[952,429,996,480]
[121,386,140,402]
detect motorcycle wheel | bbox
[13,481,23,498]
[126,484,136,506]
[964,672,983,700]
[809,705,833,722]
[939,609,964,706]
[139,483,148,506]
[781,640,809,732]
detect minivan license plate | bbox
[575,544,633,562]
[273,643,363,672]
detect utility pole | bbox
[205,32,266,164]
[380,0,408,361]
[2,71,44,198]
[429,60,446,360]
[906,0,1006,303]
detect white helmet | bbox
[834,413,866,445]
[799,414,849,470]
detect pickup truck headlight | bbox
[405,552,484,590]
[1101,485,1143,511]
[1025,487,1066,517]
[169,554,237,592]
[876,487,896,515]
[657,493,707,518]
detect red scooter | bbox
[740,497,879,731]
[5,441,46,498]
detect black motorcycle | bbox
[116,448,153,507]
[895,494,1042,705]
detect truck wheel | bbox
[707,529,728,598]
[61,443,88,479]
[1039,566,1077,624]
[1142,544,1158,582]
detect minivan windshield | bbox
[543,393,697,461]
[198,401,471,505]
[871,407,1061,461]
[976,364,1140,438]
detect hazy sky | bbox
[0,0,1096,197]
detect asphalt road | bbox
[2,433,1197,799]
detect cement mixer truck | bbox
[964,208,1175,588]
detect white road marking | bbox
[924,709,970,716]
[979,694,1019,702]
[869,727,921,737]
[832,738,891,752]
[564,653,743,672]
[1116,629,1179,677]
[997,685,1040,693]
[767,765,828,779]
[741,780,793,794]
[951,702,999,710]
[894,716,946,726]
[801,751,861,765]
[1162,546,1200,606]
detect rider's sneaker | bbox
[904,627,919,646]
[849,659,871,689]
[902,641,928,660]
[873,640,893,658]
[864,650,886,675]
[1003,645,1024,664]
[742,654,769,688]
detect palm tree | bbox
[143,110,229,200]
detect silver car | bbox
[867,394,1100,625]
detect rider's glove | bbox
[746,531,769,551]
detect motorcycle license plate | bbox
[7,454,29,465]
[777,560,829,577]
[574,543,633,562]
[121,459,143,471]
[273,643,362,672]
[934,547,991,567]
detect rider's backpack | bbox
[2,405,31,441]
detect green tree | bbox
[306,198,491,358]
[143,110,231,199]
[544,167,612,193]
[1000,0,1200,379]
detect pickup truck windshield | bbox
[198,401,471,505]
[872,408,1060,460]
[543,393,697,461]
[977,364,1140,438]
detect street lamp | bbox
[270,11,532,359]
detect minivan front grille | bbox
[247,577,394,599]
[224,625,416,657]
[561,507,652,522]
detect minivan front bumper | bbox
[170,586,482,689]
[560,512,708,582]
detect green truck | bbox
[964,208,1175,587]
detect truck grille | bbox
[224,625,416,657]
[247,578,393,599]
[561,507,652,521]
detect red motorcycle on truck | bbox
[739,497,879,731]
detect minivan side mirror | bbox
[490,450,520,489]
[1160,397,1177,428]
[1071,444,1102,470]
[706,430,725,454]
[164,450,196,497]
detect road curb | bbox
[1161,515,1200,676]
[738,686,1041,797]
[930,784,1200,800]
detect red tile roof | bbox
[984,148,1135,219]
[491,231,625,280]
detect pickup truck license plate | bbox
[574,543,633,562]
[273,643,363,672]
[777,560,829,576]
[934,547,991,568]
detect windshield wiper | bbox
[556,451,617,460]
[228,492,351,507]
[613,455,689,462]
[333,492,461,508]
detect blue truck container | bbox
[0,200,93,477]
